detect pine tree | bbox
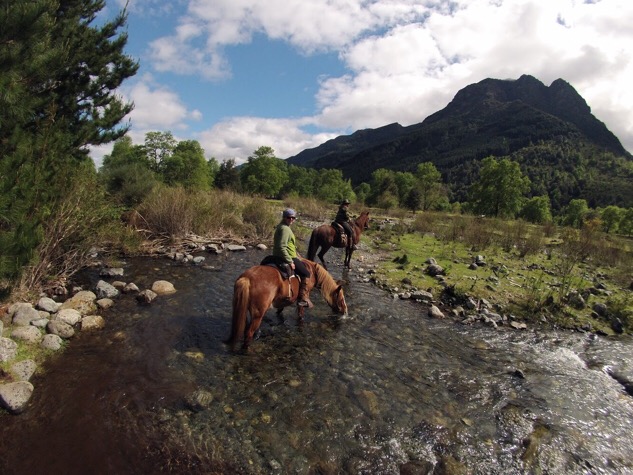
[0,0,138,283]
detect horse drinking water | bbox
[226,258,347,350]
[307,211,370,269]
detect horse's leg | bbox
[345,247,353,269]
[244,308,266,349]
[318,244,331,270]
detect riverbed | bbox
[1,249,632,474]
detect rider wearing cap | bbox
[273,208,310,307]
[334,199,356,250]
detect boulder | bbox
[428,305,445,319]
[137,289,158,304]
[226,244,247,252]
[46,320,75,339]
[10,359,37,381]
[10,326,43,344]
[12,305,40,327]
[37,297,62,313]
[81,315,105,331]
[40,334,63,351]
[0,381,34,414]
[0,337,18,362]
[151,280,176,295]
[61,290,97,315]
[55,308,82,326]
[99,267,124,277]
[96,280,120,299]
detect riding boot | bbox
[297,280,309,307]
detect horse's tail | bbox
[225,276,250,349]
[307,229,318,261]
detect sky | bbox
[92,0,633,168]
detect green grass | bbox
[365,216,633,334]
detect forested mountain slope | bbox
[287,75,633,209]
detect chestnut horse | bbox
[225,259,347,350]
[307,211,370,269]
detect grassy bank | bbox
[363,210,632,334]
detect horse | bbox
[225,258,347,351]
[307,211,370,269]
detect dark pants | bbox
[337,221,353,243]
[292,258,310,280]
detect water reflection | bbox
[1,250,632,474]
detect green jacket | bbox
[273,222,297,263]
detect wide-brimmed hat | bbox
[341,199,351,205]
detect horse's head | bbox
[331,284,348,316]
[356,211,370,230]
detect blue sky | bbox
[92,0,633,167]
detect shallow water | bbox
[1,249,632,474]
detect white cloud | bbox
[113,0,633,167]
[198,117,339,164]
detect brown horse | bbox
[307,211,370,269]
[225,259,347,350]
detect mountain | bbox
[286,75,633,209]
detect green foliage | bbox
[415,162,445,211]
[215,159,241,191]
[162,140,211,190]
[144,131,177,172]
[354,183,371,204]
[600,205,623,234]
[0,0,137,287]
[469,157,531,218]
[520,195,553,224]
[240,147,288,197]
[562,199,589,228]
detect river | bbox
[1,249,632,474]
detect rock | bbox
[592,302,608,317]
[81,315,105,331]
[207,244,222,254]
[256,244,267,250]
[137,289,158,304]
[112,281,126,290]
[410,290,433,302]
[36,297,62,313]
[40,334,63,351]
[99,267,124,277]
[468,263,478,270]
[31,318,50,328]
[226,244,247,252]
[474,255,487,266]
[95,280,120,299]
[0,381,34,414]
[123,283,140,293]
[46,320,75,339]
[185,388,214,412]
[61,290,97,314]
[10,326,42,344]
[425,264,444,277]
[510,321,527,330]
[151,280,176,295]
[428,305,445,319]
[193,256,206,265]
[96,298,114,310]
[566,291,586,310]
[10,359,37,381]
[12,305,40,327]
[0,337,18,362]
[55,308,82,326]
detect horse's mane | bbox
[311,262,339,306]
[353,211,370,229]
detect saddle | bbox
[260,255,294,279]
[260,256,302,301]
[331,222,348,248]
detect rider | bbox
[273,208,310,307]
[334,199,357,250]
